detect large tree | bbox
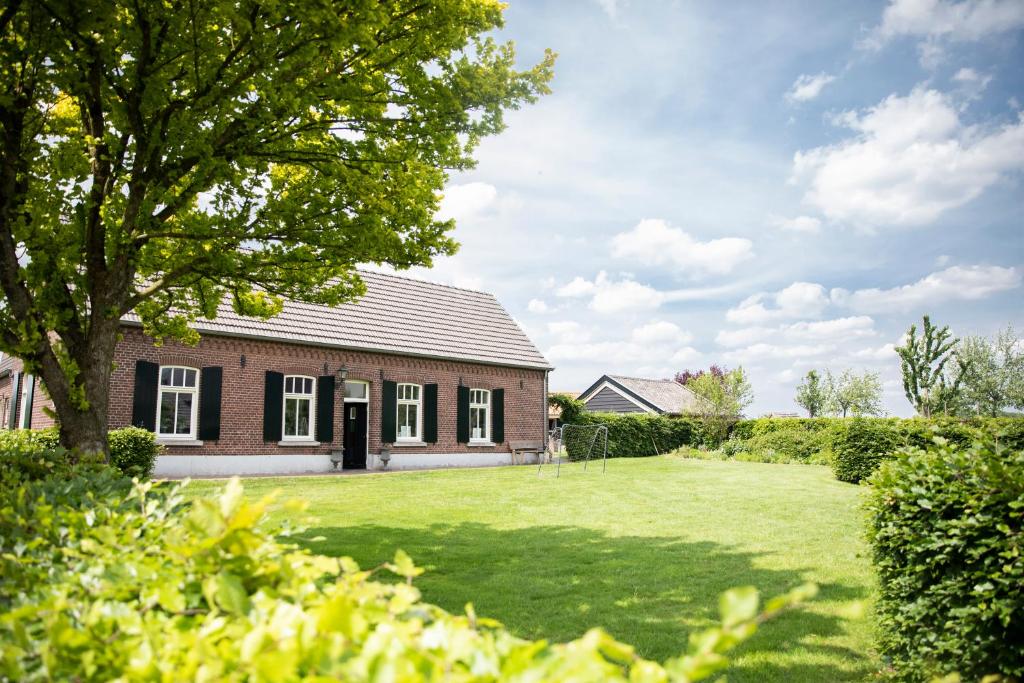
[0,1,554,455]
[825,368,884,418]
[794,369,827,418]
[951,326,1024,416]
[685,366,753,445]
[895,315,966,417]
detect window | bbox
[344,380,368,402]
[158,366,198,438]
[397,383,421,441]
[283,375,315,439]
[470,389,490,442]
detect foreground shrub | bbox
[0,426,159,479]
[866,434,1024,680]
[0,473,817,681]
[107,426,161,478]
[832,419,902,483]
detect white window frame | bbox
[344,380,369,403]
[396,383,422,442]
[282,375,316,441]
[469,388,491,443]
[157,366,199,439]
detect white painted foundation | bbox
[155,451,542,477]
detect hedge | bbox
[0,448,817,681]
[866,432,1024,680]
[569,411,700,458]
[0,426,160,479]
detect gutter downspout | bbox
[542,369,549,451]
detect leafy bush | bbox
[0,426,159,479]
[866,434,1024,680]
[744,429,830,463]
[832,418,901,483]
[107,426,161,478]
[0,471,818,681]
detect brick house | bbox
[0,271,552,476]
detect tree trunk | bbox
[30,317,120,461]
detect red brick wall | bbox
[109,326,546,458]
[0,356,56,431]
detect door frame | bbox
[343,380,370,465]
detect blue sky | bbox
[407,0,1024,416]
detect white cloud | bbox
[852,343,898,361]
[726,282,831,324]
[840,264,1022,312]
[723,343,834,363]
[786,73,836,103]
[783,316,877,341]
[867,0,1024,46]
[556,276,597,298]
[792,87,1024,227]
[555,271,740,314]
[768,214,822,233]
[610,219,754,277]
[437,182,497,221]
[716,327,773,348]
[631,321,693,345]
[592,0,621,19]
[527,298,550,314]
[953,67,980,82]
[670,347,702,364]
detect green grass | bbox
[188,456,878,681]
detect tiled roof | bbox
[125,270,552,370]
[606,375,704,414]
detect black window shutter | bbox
[198,367,223,440]
[423,383,438,443]
[8,372,21,430]
[131,360,159,431]
[263,371,284,441]
[456,385,470,443]
[22,375,35,429]
[316,375,335,443]
[492,388,505,444]
[381,380,397,442]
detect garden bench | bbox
[509,439,545,465]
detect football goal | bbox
[541,423,608,477]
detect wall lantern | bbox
[337,364,349,381]
[240,354,246,368]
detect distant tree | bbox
[895,316,966,417]
[686,366,753,445]
[826,369,884,417]
[675,365,725,386]
[951,326,1024,416]
[794,370,828,418]
[0,1,554,457]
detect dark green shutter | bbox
[263,371,284,441]
[22,375,34,429]
[131,361,159,431]
[381,380,397,442]
[316,375,335,443]
[8,372,21,430]
[423,383,438,443]
[492,388,505,444]
[456,385,470,443]
[198,367,223,440]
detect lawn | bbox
[188,456,878,681]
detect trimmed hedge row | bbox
[866,432,1024,680]
[569,411,700,458]
[0,442,816,681]
[0,426,160,479]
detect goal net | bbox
[541,423,608,477]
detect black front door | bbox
[343,402,368,469]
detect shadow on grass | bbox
[303,522,872,681]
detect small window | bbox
[344,380,368,401]
[283,375,315,439]
[397,383,421,441]
[470,389,490,442]
[158,366,198,438]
